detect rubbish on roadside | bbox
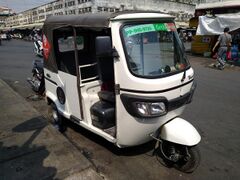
[26,94,43,101]
[203,52,211,57]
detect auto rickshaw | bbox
[42,11,201,172]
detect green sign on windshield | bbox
[124,23,175,37]
[154,23,168,31]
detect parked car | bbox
[1,33,7,40]
[0,33,11,40]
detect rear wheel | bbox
[48,103,66,133]
[156,141,200,173]
[38,79,45,95]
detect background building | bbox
[4,0,197,29]
[196,0,240,3]
[0,6,14,28]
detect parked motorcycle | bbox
[34,40,43,57]
[27,59,45,95]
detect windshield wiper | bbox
[181,42,188,82]
[181,69,186,82]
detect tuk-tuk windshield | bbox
[122,22,189,78]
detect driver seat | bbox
[97,56,115,103]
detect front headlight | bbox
[120,94,168,118]
[136,102,149,116]
[135,102,167,117]
[150,102,166,115]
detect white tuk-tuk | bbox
[42,11,201,172]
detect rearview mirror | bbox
[95,36,112,57]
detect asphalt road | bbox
[1,39,240,180]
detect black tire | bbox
[174,146,201,173]
[156,141,200,173]
[38,79,45,95]
[155,141,174,168]
[48,103,66,133]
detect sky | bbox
[0,0,238,13]
[0,0,53,13]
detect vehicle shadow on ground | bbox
[0,117,57,179]
[64,120,156,157]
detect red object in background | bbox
[226,51,232,61]
[212,53,218,59]
[175,63,186,70]
[166,23,176,31]
[42,34,51,60]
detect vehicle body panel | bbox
[43,12,198,147]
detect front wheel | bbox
[174,146,200,173]
[156,141,200,173]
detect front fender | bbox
[160,117,201,146]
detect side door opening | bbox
[53,26,82,120]
[54,26,117,137]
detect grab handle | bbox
[46,73,51,78]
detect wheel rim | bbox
[174,146,200,173]
[157,141,200,173]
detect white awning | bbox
[196,13,240,35]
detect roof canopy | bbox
[43,11,174,31]
[44,13,111,29]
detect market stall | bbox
[192,13,240,61]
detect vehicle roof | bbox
[44,13,111,28]
[44,11,175,28]
[112,12,174,21]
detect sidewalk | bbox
[0,79,102,180]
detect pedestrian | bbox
[212,27,232,70]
